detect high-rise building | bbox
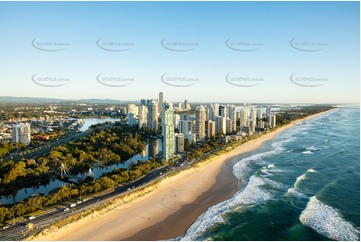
[127,104,138,116]
[190,120,196,134]
[186,131,196,145]
[147,100,158,132]
[175,133,184,153]
[226,118,233,134]
[140,99,147,106]
[257,108,263,120]
[250,107,257,132]
[12,123,31,145]
[208,120,216,139]
[214,104,219,117]
[219,105,227,118]
[177,102,183,110]
[266,106,272,125]
[127,112,137,127]
[148,139,158,158]
[227,105,237,132]
[240,107,249,128]
[138,105,148,129]
[181,113,190,121]
[174,114,180,130]
[209,105,216,121]
[179,120,189,136]
[195,106,206,141]
[205,106,210,122]
[215,116,226,135]
[258,120,265,129]
[271,114,276,128]
[162,102,175,160]
[158,92,164,117]
[184,100,190,110]
[119,107,126,115]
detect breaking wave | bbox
[178,176,278,241]
[300,196,360,241]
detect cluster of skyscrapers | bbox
[127,92,276,161]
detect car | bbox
[29,216,36,220]
[63,208,69,212]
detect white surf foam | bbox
[260,168,272,177]
[302,151,314,155]
[262,177,288,190]
[295,174,307,187]
[287,188,308,199]
[300,196,360,241]
[268,164,276,169]
[306,146,320,151]
[233,145,285,180]
[178,176,274,241]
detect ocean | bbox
[179,106,360,241]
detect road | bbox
[2,123,116,164]
[2,129,92,163]
[0,165,170,241]
[0,143,231,240]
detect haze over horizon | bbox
[0,1,359,103]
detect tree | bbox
[0,207,10,223]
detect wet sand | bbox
[125,161,239,240]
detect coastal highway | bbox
[0,166,170,241]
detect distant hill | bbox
[78,99,135,104]
[0,96,66,103]
[0,96,137,105]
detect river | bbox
[0,118,162,205]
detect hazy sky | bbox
[0,1,359,103]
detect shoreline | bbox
[31,109,334,241]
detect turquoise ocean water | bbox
[179,106,360,241]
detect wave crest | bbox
[300,196,360,241]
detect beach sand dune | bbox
[32,111,331,241]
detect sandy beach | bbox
[32,110,332,241]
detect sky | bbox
[0,1,359,103]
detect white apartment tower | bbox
[147,100,159,132]
[240,107,249,128]
[250,107,257,132]
[216,116,226,135]
[162,102,175,160]
[138,105,148,129]
[227,105,237,132]
[195,106,206,141]
[12,123,31,146]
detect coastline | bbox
[31,110,333,241]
